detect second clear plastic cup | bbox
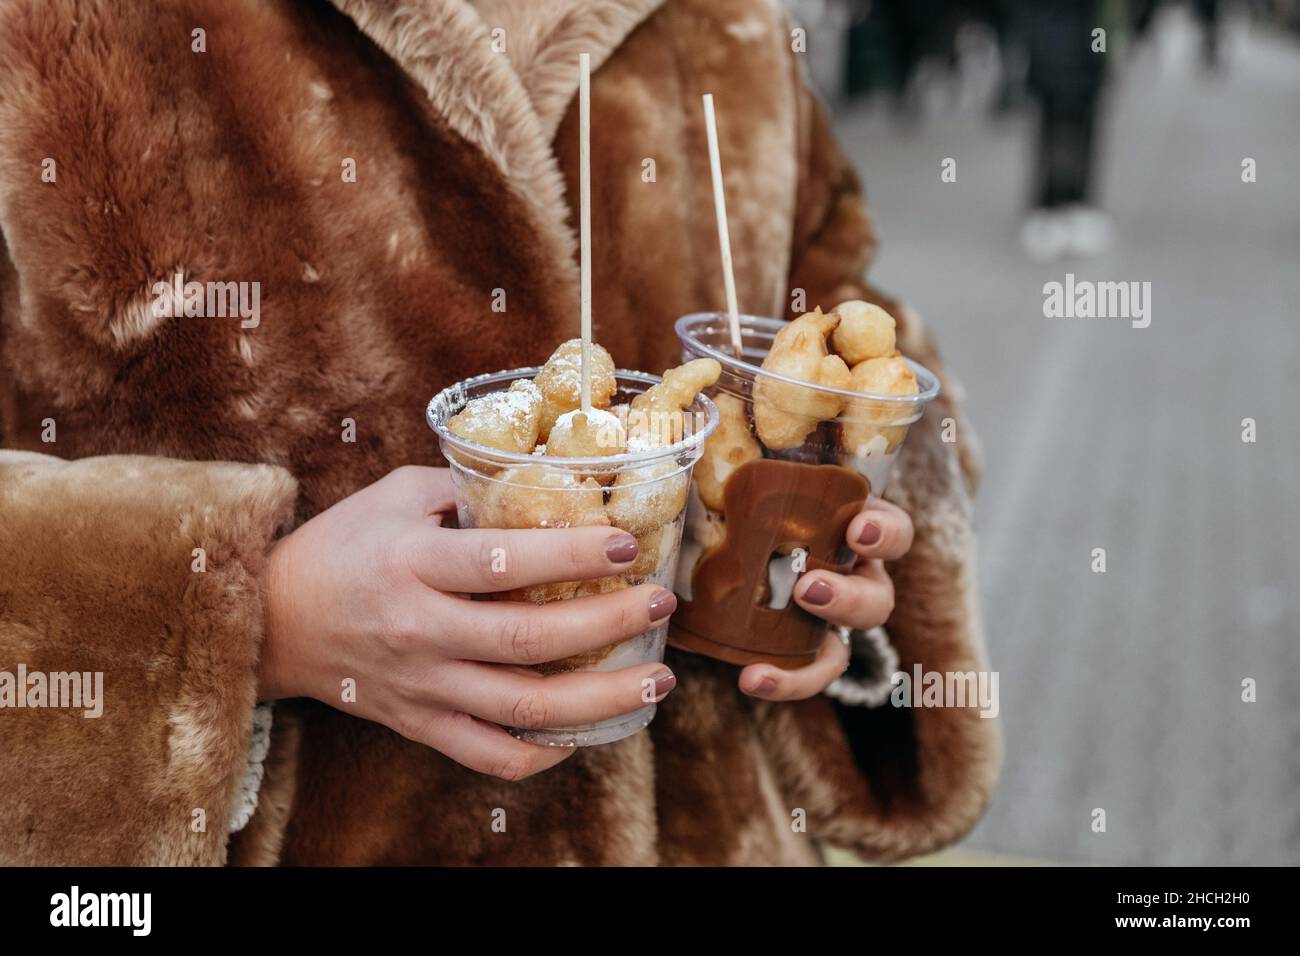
[427,367,718,747]
[670,313,940,669]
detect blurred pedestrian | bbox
[1195,0,1223,70]
[1018,0,1115,261]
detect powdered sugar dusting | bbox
[545,350,583,394]
[450,379,541,450]
[614,460,681,508]
[554,407,621,433]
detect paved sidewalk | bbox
[832,19,1300,864]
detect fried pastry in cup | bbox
[446,378,543,454]
[507,571,627,619]
[629,523,676,580]
[546,407,627,458]
[671,311,939,670]
[469,463,609,530]
[534,338,617,440]
[606,458,689,537]
[752,308,852,450]
[505,579,581,605]
[842,353,920,454]
[830,300,897,365]
[535,577,632,676]
[694,392,761,512]
[428,363,719,748]
[628,358,721,448]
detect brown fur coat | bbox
[0,0,999,865]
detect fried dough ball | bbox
[535,643,621,675]
[831,300,897,365]
[691,500,726,554]
[629,523,676,580]
[850,352,917,395]
[469,464,610,530]
[627,358,721,448]
[545,407,626,458]
[529,576,632,675]
[684,484,726,556]
[506,579,580,605]
[574,574,631,598]
[753,308,852,450]
[842,353,919,454]
[632,358,721,416]
[694,392,761,512]
[534,339,617,439]
[606,459,689,536]
[447,379,542,454]
[507,570,628,609]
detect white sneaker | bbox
[1020,209,1071,263]
[1063,204,1114,257]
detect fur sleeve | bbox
[0,451,297,864]
[756,82,1001,861]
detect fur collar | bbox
[326,0,666,300]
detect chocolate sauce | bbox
[670,458,869,669]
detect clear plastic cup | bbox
[427,367,718,747]
[670,313,940,669]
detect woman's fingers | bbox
[435,583,676,665]
[792,560,894,631]
[381,464,459,515]
[406,525,641,594]
[739,629,851,702]
[845,499,914,562]
[430,661,677,729]
[393,706,575,780]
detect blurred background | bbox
[787,0,1300,865]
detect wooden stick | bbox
[702,93,743,356]
[579,52,593,412]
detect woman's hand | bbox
[738,499,913,701]
[257,466,678,780]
